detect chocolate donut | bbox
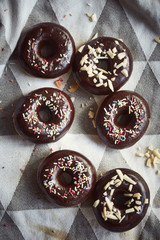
[72,37,133,95]
[96,91,150,149]
[13,88,74,143]
[17,22,75,78]
[37,150,96,206]
[93,168,150,232]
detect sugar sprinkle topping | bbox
[43,155,91,199]
[103,96,145,145]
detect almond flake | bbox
[133,193,141,199]
[119,215,125,223]
[121,69,128,77]
[144,198,149,204]
[91,33,98,40]
[125,208,135,214]
[135,200,142,205]
[110,189,115,196]
[108,79,114,92]
[93,199,100,208]
[123,174,137,185]
[116,169,123,181]
[105,197,113,211]
[107,214,118,220]
[107,49,116,59]
[118,52,126,60]
[153,148,160,159]
[146,158,152,168]
[80,54,88,66]
[78,45,85,53]
[128,184,133,192]
[136,152,144,157]
[134,206,141,212]
[154,38,160,44]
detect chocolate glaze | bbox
[93,168,150,232]
[37,150,96,207]
[96,91,150,149]
[13,88,74,143]
[17,22,75,78]
[72,37,133,95]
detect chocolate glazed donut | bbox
[17,22,75,78]
[13,88,74,143]
[93,168,150,232]
[96,91,150,149]
[37,150,96,207]
[72,37,133,95]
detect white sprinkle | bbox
[153,148,160,159]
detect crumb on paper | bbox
[88,110,95,119]
[86,13,97,22]
[68,83,79,93]
[92,119,96,128]
[54,78,63,88]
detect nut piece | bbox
[68,83,79,93]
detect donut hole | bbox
[97,59,110,72]
[38,106,60,124]
[59,171,73,186]
[39,39,58,59]
[113,190,131,210]
[39,106,52,123]
[114,109,136,128]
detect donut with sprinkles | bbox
[13,88,74,143]
[93,168,150,232]
[37,150,96,206]
[72,37,133,95]
[17,22,75,78]
[96,91,150,149]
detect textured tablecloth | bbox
[0,0,160,239]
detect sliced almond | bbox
[121,69,128,77]
[116,169,124,181]
[123,174,137,185]
[125,208,135,214]
[93,199,100,208]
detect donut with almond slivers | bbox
[72,37,133,95]
[93,168,150,232]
